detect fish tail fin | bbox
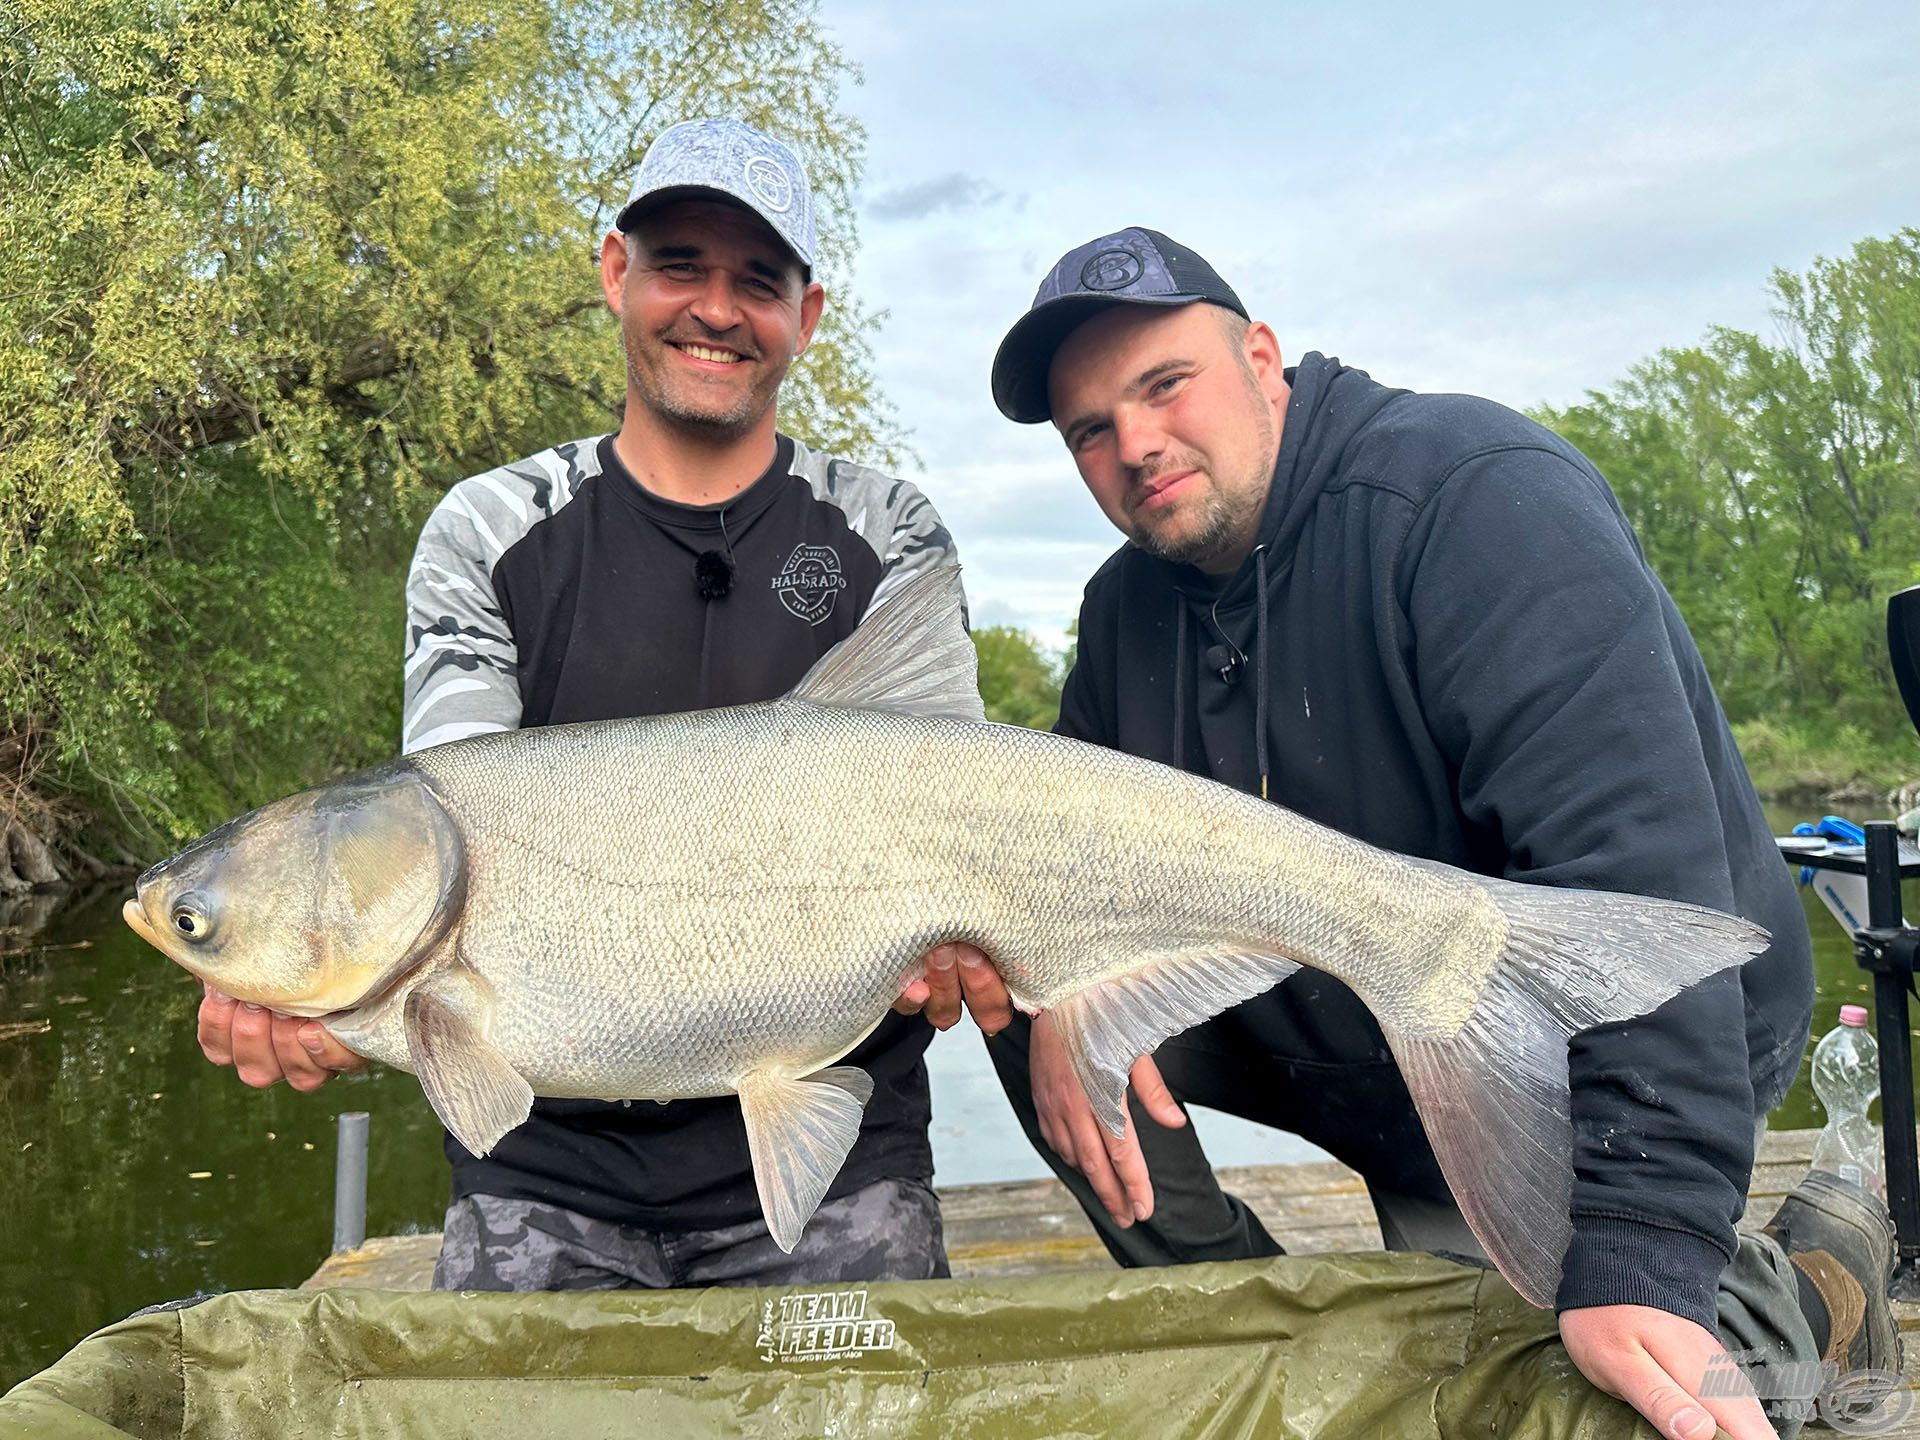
[1387,875,1768,1308]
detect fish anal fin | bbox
[787,566,984,722]
[1051,946,1301,1139]
[737,1065,875,1252]
[403,967,533,1159]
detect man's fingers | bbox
[271,1016,333,1093]
[1605,1352,1764,1440]
[1565,1313,1773,1440]
[955,949,1013,1035]
[197,986,238,1066]
[1071,1113,1136,1227]
[918,945,966,1030]
[1128,1054,1187,1130]
[228,1003,285,1088]
[891,978,931,1016]
[300,1022,367,1074]
[1103,1116,1156,1222]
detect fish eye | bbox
[171,898,213,943]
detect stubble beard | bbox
[1128,477,1251,569]
[624,326,790,442]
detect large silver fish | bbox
[123,568,1765,1306]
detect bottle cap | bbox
[1840,1004,1869,1027]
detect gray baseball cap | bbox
[615,118,817,273]
[991,228,1247,424]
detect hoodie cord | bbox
[1172,603,1189,767]
[1252,544,1271,801]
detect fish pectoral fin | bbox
[786,565,985,722]
[737,1065,875,1253]
[403,970,533,1159]
[1051,946,1302,1138]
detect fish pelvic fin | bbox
[737,1065,876,1253]
[403,965,533,1159]
[787,565,985,722]
[1388,875,1768,1310]
[1051,946,1303,1139]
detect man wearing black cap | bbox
[191,119,999,1292]
[977,228,1898,1438]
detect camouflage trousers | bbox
[432,1179,950,1292]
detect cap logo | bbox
[1079,248,1144,292]
[743,156,794,214]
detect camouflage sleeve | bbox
[787,439,963,617]
[401,478,525,753]
[870,474,959,611]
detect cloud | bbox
[865,172,1010,222]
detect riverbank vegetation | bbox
[1,0,1915,884]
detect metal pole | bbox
[332,1111,370,1255]
[1862,824,1920,1296]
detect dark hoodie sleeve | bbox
[1399,444,1753,1331]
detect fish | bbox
[122,566,1766,1307]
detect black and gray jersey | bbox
[400,431,960,1231]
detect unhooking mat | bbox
[0,1252,1656,1438]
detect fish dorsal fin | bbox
[736,1065,875,1252]
[403,965,534,1158]
[788,565,985,722]
[1050,946,1302,1138]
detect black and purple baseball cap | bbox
[990,228,1247,424]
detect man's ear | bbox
[600,231,629,315]
[793,281,826,356]
[1244,321,1287,404]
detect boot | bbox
[1762,1170,1905,1430]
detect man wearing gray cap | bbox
[191,118,990,1291]
[973,228,1898,1438]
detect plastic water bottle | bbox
[1810,1004,1884,1196]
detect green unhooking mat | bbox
[1,1253,1655,1438]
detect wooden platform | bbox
[306,1128,1920,1433]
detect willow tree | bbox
[0,0,899,875]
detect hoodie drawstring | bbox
[1174,541,1272,802]
[1252,544,1270,801]
[1172,604,1189,768]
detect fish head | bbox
[122,764,464,1016]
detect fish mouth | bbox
[122,896,164,952]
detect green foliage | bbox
[974,626,1065,731]
[1536,229,1920,792]
[0,0,897,852]
[1732,716,1918,802]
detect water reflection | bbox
[0,891,449,1390]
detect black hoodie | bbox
[1056,351,1813,1329]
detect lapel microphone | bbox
[1203,642,1243,686]
[694,550,733,600]
[695,507,739,601]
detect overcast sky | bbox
[817,1,1920,644]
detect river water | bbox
[0,821,1896,1390]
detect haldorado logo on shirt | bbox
[771,544,849,625]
